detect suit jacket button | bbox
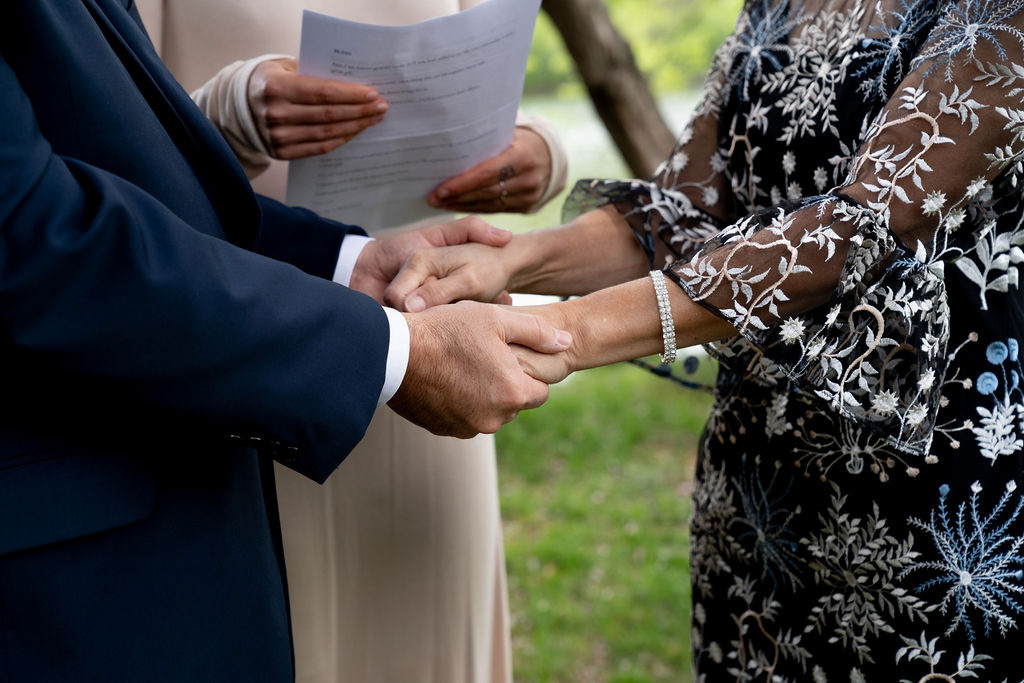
[278,445,300,464]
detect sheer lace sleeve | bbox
[562,18,742,270]
[671,2,1024,455]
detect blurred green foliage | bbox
[496,3,742,679]
[498,362,716,682]
[526,0,744,97]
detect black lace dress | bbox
[570,0,1024,679]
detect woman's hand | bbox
[426,128,552,213]
[508,303,581,385]
[247,58,388,160]
[351,217,512,303]
[383,240,520,312]
[384,204,651,312]
[390,301,572,437]
[516,278,735,382]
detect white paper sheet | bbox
[286,0,542,230]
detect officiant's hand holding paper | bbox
[248,57,387,160]
[287,0,542,229]
[427,128,552,213]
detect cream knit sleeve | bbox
[515,111,569,212]
[189,55,290,180]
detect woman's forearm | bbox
[384,206,652,312]
[506,205,651,297]
[528,276,735,373]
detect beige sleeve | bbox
[134,0,164,54]
[189,55,290,180]
[515,111,569,212]
[133,2,281,180]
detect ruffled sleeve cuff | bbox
[672,195,950,456]
[561,178,725,271]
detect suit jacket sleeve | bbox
[0,53,386,484]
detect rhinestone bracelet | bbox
[649,270,677,364]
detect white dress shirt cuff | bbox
[331,236,410,405]
[332,235,374,286]
[379,308,410,406]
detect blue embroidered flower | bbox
[977,371,1000,395]
[727,0,800,102]
[903,482,1024,640]
[855,0,943,101]
[912,0,1024,80]
[733,454,803,590]
[987,341,1009,365]
[969,340,1024,462]
[683,354,701,375]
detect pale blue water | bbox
[499,92,700,234]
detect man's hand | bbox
[349,216,513,302]
[388,301,572,437]
[247,58,388,159]
[426,128,552,213]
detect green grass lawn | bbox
[496,361,714,682]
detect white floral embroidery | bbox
[943,209,966,232]
[921,189,947,215]
[802,484,931,663]
[813,166,829,191]
[670,150,689,172]
[566,1,1024,678]
[873,390,900,415]
[966,176,987,198]
[895,631,994,682]
[779,316,807,342]
[907,403,929,426]
[783,151,797,175]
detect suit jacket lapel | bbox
[81,0,261,247]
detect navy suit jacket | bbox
[0,1,390,680]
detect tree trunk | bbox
[542,0,676,178]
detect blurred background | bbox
[495,1,741,681]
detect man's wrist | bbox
[379,308,409,405]
[334,235,374,286]
[333,236,407,404]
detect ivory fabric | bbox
[273,416,510,683]
[134,1,569,681]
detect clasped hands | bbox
[250,60,570,436]
[350,217,576,439]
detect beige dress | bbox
[137,2,566,682]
